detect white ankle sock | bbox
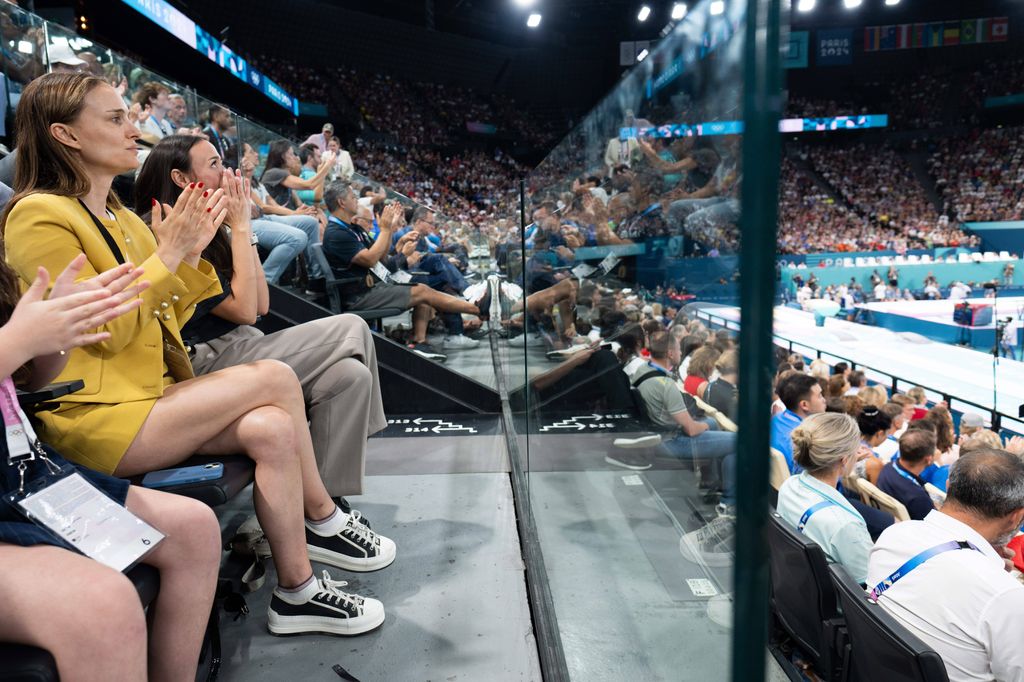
[307,506,347,536]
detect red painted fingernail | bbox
[203,191,209,197]
[151,198,157,206]
[197,182,204,188]
[189,182,195,189]
[206,207,212,212]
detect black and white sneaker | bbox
[604,451,653,471]
[268,570,385,636]
[306,511,397,572]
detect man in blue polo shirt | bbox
[771,372,826,473]
[876,429,937,521]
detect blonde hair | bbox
[809,359,831,380]
[686,345,720,380]
[858,385,887,409]
[907,386,927,406]
[715,348,739,375]
[961,429,1003,453]
[791,412,861,474]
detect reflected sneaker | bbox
[508,333,546,348]
[408,342,447,361]
[678,515,735,568]
[306,511,397,572]
[604,451,653,471]
[444,334,480,349]
[268,570,385,636]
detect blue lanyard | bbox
[329,216,371,248]
[797,499,838,532]
[646,361,673,377]
[892,461,921,487]
[868,540,982,602]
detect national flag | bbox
[896,24,911,49]
[961,18,980,44]
[924,22,944,48]
[879,25,897,50]
[943,21,960,46]
[864,26,880,52]
[912,23,926,48]
[988,16,1009,42]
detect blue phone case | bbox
[141,462,224,489]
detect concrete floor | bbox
[214,437,541,682]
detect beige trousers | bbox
[191,315,386,496]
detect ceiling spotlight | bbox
[637,5,652,22]
[843,0,862,8]
[637,48,650,61]
[526,12,542,27]
[884,0,900,5]
[512,0,536,7]
[709,1,725,16]
[796,0,815,11]
[671,3,688,20]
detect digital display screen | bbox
[622,114,888,139]
[121,0,296,113]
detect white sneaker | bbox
[444,334,480,349]
[678,515,734,568]
[268,570,385,636]
[306,511,397,572]
[508,333,545,348]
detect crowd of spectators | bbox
[929,125,1024,223]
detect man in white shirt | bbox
[867,449,1024,682]
[873,281,887,301]
[949,281,971,301]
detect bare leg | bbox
[115,360,337,585]
[412,303,432,343]
[125,487,221,682]
[409,283,479,316]
[0,543,148,682]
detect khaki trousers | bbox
[191,315,386,496]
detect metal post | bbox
[731,0,783,680]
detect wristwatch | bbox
[250,232,259,246]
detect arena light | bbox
[884,0,900,5]
[709,1,725,16]
[796,0,816,12]
[526,12,542,27]
[512,0,536,7]
[843,0,862,8]
[637,5,652,22]
[671,3,688,20]
[637,48,650,61]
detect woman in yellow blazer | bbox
[2,72,391,637]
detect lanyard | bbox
[77,199,125,265]
[0,377,58,493]
[868,540,982,602]
[646,361,675,379]
[0,377,38,463]
[893,461,922,487]
[797,498,838,532]
[329,216,372,250]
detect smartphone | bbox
[142,462,224,489]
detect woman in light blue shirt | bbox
[777,412,874,583]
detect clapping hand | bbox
[7,255,148,357]
[380,203,405,233]
[151,182,227,267]
[219,168,252,229]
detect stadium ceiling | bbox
[323,0,1024,43]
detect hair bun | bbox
[861,405,880,417]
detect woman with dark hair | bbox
[3,72,388,637]
[0,249,224,679]
[133,133,389,506]
[856,405,892,484]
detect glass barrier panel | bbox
[516,0,756,677]
[0,4,46,122]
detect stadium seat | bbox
[830,564,949,682]
[907,255,919,263]
[767,511,846,682]
[855,479,910,522]
[769,448,790,491]
[983,252,997,261]
[920,255,932,263]
[309,243,405,322]
[924,482,945,507]
[1000,251,1011,260]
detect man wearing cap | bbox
[960,412,986,439]
[304,122,335,152]
[46,43,89,73]
[867,449,1024,681]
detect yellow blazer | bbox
[4,193,221,473]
